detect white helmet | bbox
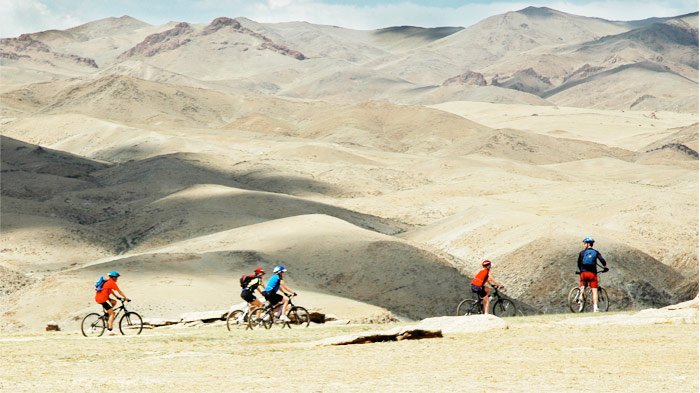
[273,265,287,274]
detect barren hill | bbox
[0,7,697,332]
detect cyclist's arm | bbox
[115,288,130,302]
[279,280,294,295]
[577,251,584,272]
[597,253,608,267]
[487,277,503,288]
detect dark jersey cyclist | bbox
[262,265,296,322]
[577,237,608,312]
[241,267,266,309]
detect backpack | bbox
[582,249,598,266]
[240,274,255,289]
[95,276,106,292]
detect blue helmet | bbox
[582,237,594,244]
[108,271,120,278]
[273,265,286,274]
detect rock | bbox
[561,299,699,326]
[45,323,60,332]
[314,326,443,346]
[308,312,325,324]
[412,315,508,334]
[179,310,228,323]
[142,317,180,327]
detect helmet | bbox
[254,267,265,275]
[273,265,286,274]
[108,271,120,278]
[582,237,595,244]
[482,260,492,267]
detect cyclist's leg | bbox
[102,300,116,330]
[591,274,600,311]
[482,287,490,314]
[279,296,290,318]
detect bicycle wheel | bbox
[597,287,609,312]
[287,306,310,327]
[567,287,584,313]
[456,299,473,316]
[119,311,143,335]
[466,300,483,316]
[81,313,106,337]
[226,310,246,331]
[583,287,593,312]
[492,299,516,317]
[247,307,267,330]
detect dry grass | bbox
[1,313,696,392]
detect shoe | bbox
[262,314,270,321]
[593,305,600,313]
[279,315,291,322]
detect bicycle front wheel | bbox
[226,310,246,331]
[247,307,267,330]
[492,299,516,317]
[568,287,584,313]
[597,287,609,312]
[287,306,310,327]
[119,311,143,335]
[81,313,106,337]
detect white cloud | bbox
[0,0,85,37]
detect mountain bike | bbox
[226,304,255,331]
[81,298,143,337]
[568,266,610,313]
[247,293,310,330]
[456,286,516,317]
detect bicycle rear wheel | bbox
[466,300,482,316]
[287,306,310,327]
[119,311,143,335]
[492,299,516,317]
[226,310,246,331]
[81,313,106,337]
[597,287,609,312]
[567,287,584,313]
[456,299,472,316]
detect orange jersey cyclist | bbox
[471,260,504,314]
[95,271,130,333]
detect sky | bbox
[1,0,698,37]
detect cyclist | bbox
[577,237,608,312]
[471,260,504,314]
[95,271,130,334]
[240,267,266,310]
[262,265,296,322]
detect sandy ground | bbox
[0,313,696,393]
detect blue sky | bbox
[1,0,697,37]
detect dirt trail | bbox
[0,313,696,392]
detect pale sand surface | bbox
[431,101,698,150]
[0,313,696,392]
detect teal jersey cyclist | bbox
[262,265,296,322]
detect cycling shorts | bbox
[264,292,283,306]
[471,284,487,298]
[579,271,599,288]
[241,289,257,303]
[100,301,113,311]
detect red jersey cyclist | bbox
[471,260,504,314]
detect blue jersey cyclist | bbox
[263,265,296,322]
